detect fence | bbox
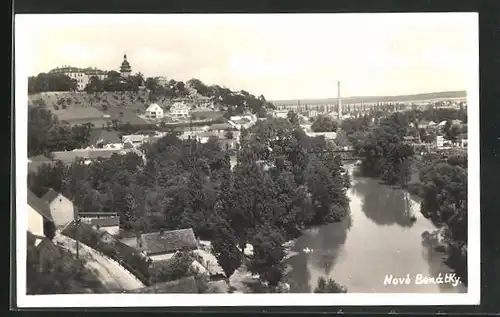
[61,222,151,286]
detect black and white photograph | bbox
[15,13,479,307]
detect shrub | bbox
[148,251,200,285]
[33,98,46,107]
[314,277,347,293]
[62,104,67,109]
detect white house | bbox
[273,110,289,119]
[28,189,55,240]
[145,103,164,119]
[306,131,337,140]
[41,188,75,229]
[436,135,445,148]
[122,134,146,147]
[170,102,190,118]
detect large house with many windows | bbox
[48,53,133,90]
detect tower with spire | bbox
[120,53,132,78]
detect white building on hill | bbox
[49,66,107,91]
[170,102,190,118]
[145,103,164,119]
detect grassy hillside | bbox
[28,91,224,127]
[271,90,467,105]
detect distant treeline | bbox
[272,90,467,106]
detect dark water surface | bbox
[285,165,467,293]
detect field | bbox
[29,91,160,126]
[191,110,224,121]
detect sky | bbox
[17,13,478,100]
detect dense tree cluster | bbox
[415,155,468,283]
[313,277,347,293]
[28,73,78,94]
[29,115,350,287]
[84,71,145,93]
[28,106,94,157]
[311,115,339,132]
[144,77,274,117]
[356,112,414,185]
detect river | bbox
[284,164,467,293]
[229,156,466,293]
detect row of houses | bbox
[144,96,216,120]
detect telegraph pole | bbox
[75,207,80,259]
[337,81,342,121]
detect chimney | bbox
[337,81,342,120]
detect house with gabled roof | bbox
[135,228,198,262]
[28,189,56,241]
[40,188,76,229]
[145,103,164,119]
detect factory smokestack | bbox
[337,81,342,120]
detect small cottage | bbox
[136,228,198,262]
[145,103,164,119]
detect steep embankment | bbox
[53,234,144,292]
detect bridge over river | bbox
[305,149,362,161]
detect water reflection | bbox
[421,243,468,293]
[352,177,415,228]
[286,213,351,293]
[286,167,467,293]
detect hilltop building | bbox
[120,53,132,78]
[49,66,107,91]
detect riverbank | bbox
[354,159,468,287]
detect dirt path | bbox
[53,234,144,292]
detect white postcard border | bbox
[15,13,480,307]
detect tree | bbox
[84,76,104,93]
[28,73,77,94]
[249,224,286,287]
[311,115,338,132]
[187,78,210,96]
[211,219,242,279]
[446,124,461,143]
[287,111,300,126]
[123,194,139,230]
[314,277,347,293]
[224,130,234,139]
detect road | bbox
[53,234,144,292]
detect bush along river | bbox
[284,164,467,293]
